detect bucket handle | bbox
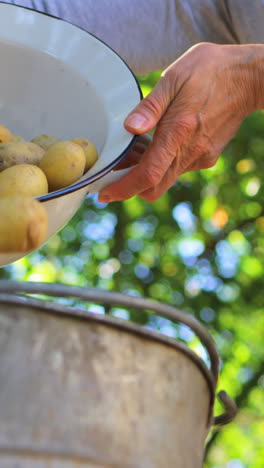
[214,391,237,425]
[0,281,237,425]
[0,280,219,380]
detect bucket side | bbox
[0,303,211,468]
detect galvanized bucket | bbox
[0,281,236,468]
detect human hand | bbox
[99,42,262,202]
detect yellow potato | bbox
[0,164,48,198]
[40,141,86,191]
[0,196,48,253]
[31,134,61,151]
[71,137,98,171]
[0,142,45,171]
[0,124,13,143]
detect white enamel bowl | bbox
[0,3,142,267]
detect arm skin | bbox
[98,43,264,202]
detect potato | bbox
[0,164,48,198]
[0,142,45,171]
[0,196,48,253]
[31,134,61,151]
[0,124,13,143]
[71,137,98,171]
[40,141,86,191]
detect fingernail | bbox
[125,113,147,130]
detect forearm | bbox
[216,44,264,114]
[244,44,264,112]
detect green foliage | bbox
[1,73,263,467]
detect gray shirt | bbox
[3,1,264,74]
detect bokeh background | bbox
[1,72,263,468]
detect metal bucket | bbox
[0,281,236,468]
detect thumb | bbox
[124,77,171,134]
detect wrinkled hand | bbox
[99,42,261,202]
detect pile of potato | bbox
[0,124,98,254]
